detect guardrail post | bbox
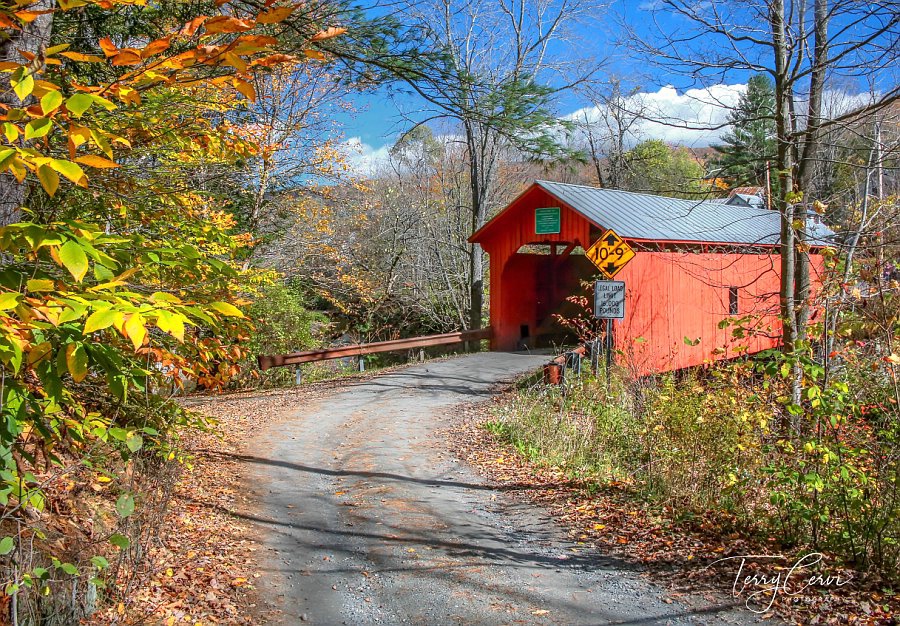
[294,366,302,386]
[543,362,562,384]
[358,356,365,372]
[590,338,600,374]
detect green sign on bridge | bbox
[535,207,561,234]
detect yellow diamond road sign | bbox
[586,229,635,279]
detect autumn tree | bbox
[0,0,351,619]
[385,0,604,333]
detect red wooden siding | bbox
[479,187,596,352]
[473,184,827,376]
[615,252,782,375]
[478,186,595,260]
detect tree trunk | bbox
[771,0,795,348]
[0,0,54,226]
[793,0,828,350]
[469,243,483,330]
[771,0,803,412]
[466,123,485,337]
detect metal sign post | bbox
[605,319,613,391]
[585,227,632,388]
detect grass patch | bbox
[484,359,900,587]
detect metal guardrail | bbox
[257,328,493,371]
[543,340,613,387]
[543,344,587,384]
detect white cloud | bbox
[566,83,748,148]
[341,137,392,177]
[565,83,880,150]
[820,89,879,119]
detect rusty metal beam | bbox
[257,328,493,370]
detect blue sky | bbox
[329,0,754,171]
[331,0,888,173]
[334,1,670,145]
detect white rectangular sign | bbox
[594,280,625,319]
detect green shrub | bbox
[491,367,649,482]
[237,281,328,387]
[488,353,900,584]
[757,348,900,576]
[639,372,770,511]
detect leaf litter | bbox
[91,375,373,625]
[446,391,899,626]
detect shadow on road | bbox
[179,489,743,625]
[197,449,565,494]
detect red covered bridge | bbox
[470,180,832,375]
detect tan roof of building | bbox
[729,186,764,197]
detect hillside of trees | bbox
[0,0,897,622]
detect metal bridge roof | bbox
[533,180,834,246]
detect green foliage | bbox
[490,366,766,505]
[0,0,323,616]
[490,349,899,583]
[638,372,770,509]
[758,344,899,575]
[0,220,248,489]
[247,281,325,356]
[234,281,327,387]
[397,34,577,163]
[622,140,707,198]
[0,217,245,617]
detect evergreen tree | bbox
[711,74,776,188]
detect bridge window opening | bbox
[729,287,739,315]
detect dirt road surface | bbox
[239,353,754,625]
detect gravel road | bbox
[240,353,756,625]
